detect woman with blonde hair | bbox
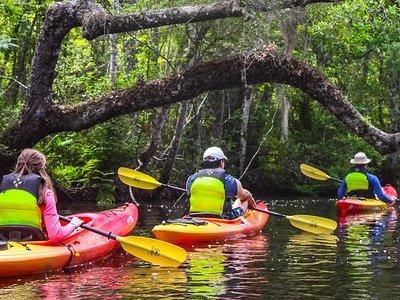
[0,148,83,242]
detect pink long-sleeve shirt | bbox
[40,189,76,243]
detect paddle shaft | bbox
[252,207,285,218]
[59,215,117,240]
[330,177,342,182]
[147,181,288,218]
[118,167,336,234]
[155,185,287,219]
[160,183,187,192]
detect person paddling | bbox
[0,148,83,242]
[186,146,256,219]
[337,152,396,205]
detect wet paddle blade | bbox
[117,235,187,267]
[286,215,337,235]
[300,164,331,181]
[118,167,161,190]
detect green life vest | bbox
[189,169,226,215]
[345,171,373,198]
[0,173,43,229]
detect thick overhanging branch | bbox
[25,1,80,111]
[13,0,339,147]
[82,0,340,39]
[2,0,397,159]
[55,47,400,154]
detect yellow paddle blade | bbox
[286,215,337,235]
[118,167,161,190]
[117,235,187,267]
[300,164,331,181]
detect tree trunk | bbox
[158,101,188,184]
[388,86,399,133]
[109,0,121,85]
[138,106,169,168]
[239,86,252,174]
[279,7,305,141]
[124,38,137,74]
[298,95,312,130]
[210,90,225,144]
[280,86,290,142]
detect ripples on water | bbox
[2,199,400,299]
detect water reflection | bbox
[187,234,269,299]
[187,247,226,298]
[3,199,400,299]
[0,284,37,299]
[277,233,338,299]
[2,251,188,299]
[336,208,399,299]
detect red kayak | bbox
[0,203,138,277]
[336,185,397,215]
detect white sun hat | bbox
[203,147,227,162]
[350,152,371,164]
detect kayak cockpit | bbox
[0,225,47,241]
[0,215,94,246]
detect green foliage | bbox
[1,0,399,202]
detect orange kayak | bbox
[336,185,397,215]
[0,203,138,277]
[152,202,269,244]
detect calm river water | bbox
[1,198,400,299]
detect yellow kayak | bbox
[152,202,269,244]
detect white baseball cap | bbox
[203,147,227,162]
[350,152,371,164]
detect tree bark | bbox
[138,106,169,168]
[109,0,120,85]
[210,90,225,144]
[80,0,338,40]
[124,37,137,74]
[239,86,252,174]
[279,7,305,141]
[388,86,399,133]
[280,86,290,141]
[298,95,312,130]
[158,101,188,184]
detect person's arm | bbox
[186,175,195,195]
[337,179,347,199]
[234,179,256,208]
[0,175,5,192]
[41,189,83,242]
[368,174,396,204]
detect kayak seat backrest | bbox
[347,190,375,198]
[0,225,47,241]
[166,218,208,226]
[188,213,223,219]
